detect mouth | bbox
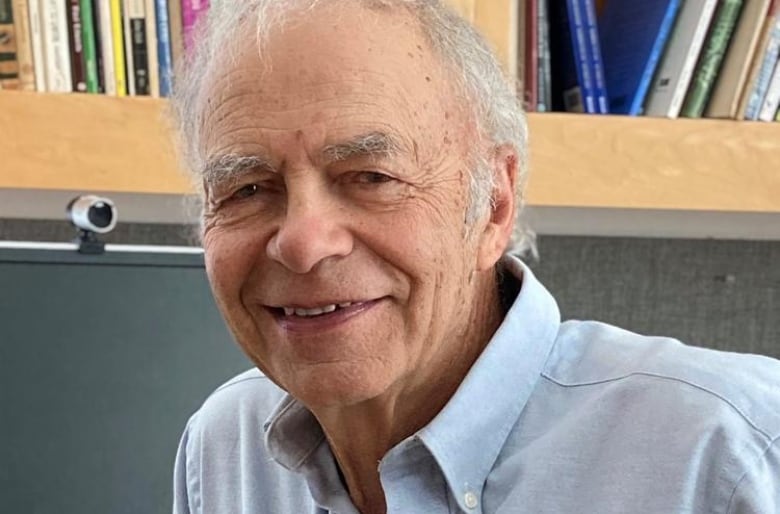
[266,299,383,332]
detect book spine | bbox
[110,0,126,96]
[581,0,608,113]
[537,0,552,111]
[96,0,116,95]
[130,1,149,95]
[630,0,682,116]
[181,0,209,53]
[745,14,780,119]
[79,0,99,92]
[155,0,172,96]
[758,59,780,120]
[566,0,596,113]
[41,0,73,92]
[167,0,183,74]
[12,0,35,90]
[66,0,86,92]
[680,0,745,118]
[0,0,20,88]
[144,0,159,97]
[123,0,138,95]
[645,0,718,118]
[524,0,538,111]
[28,0,46,91]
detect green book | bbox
[79,0,99,93]
[680,0,744,118]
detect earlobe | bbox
[476,144,518,271]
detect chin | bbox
[288,361,396,410]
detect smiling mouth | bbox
[267,300,379,320]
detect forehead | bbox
[198,3,465,160]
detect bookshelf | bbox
[1,90,779,214]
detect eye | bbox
[353,171,395,184]
[230,183,259,200]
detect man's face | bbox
[200,4,499,409]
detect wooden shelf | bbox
[2,90,779,213]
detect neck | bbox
[312,270,504,514]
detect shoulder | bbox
[545,320,780,439]
[187,368,287,436]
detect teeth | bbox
[338,302,352,308]
[282,304,341,317]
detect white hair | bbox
[170,0,534,256]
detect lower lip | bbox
[273,299,382,333]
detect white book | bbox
[96,0,116,95]
[758,58,780,121]
[644,0,718,118]
[39,0,72,92]
[145,0,160,97]
[27,0,47,92]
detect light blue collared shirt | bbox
[174,256,780,513]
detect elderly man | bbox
[171,1,780,513]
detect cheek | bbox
[203,228,264,302]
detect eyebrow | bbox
[322,131,403,162]
[201,154,275,187]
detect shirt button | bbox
[464,491,478,509]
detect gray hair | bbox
[171,0,534,256]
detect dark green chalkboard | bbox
[0,244,251,514]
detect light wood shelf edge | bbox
[2,91,779,213]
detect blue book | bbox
[580,0,608,113]
[550,0,597,113]
[155,0,173,97]
[598,0,682,115]
[745,15,780,120]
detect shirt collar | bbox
[264,255,561,510]
[417,255,560,512]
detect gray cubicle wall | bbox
[1,220,778,514]
[0,243,249,514]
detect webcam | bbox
[66,195,118,254]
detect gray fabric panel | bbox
[531,236,780,359]
[0,219,198,246]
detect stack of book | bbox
[0,0,209,97]
[522,0,780,121]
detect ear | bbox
[476,143,518,271]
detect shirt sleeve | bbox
[172,416,195,514]
[726,437,780,514]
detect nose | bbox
[266,187,354,274]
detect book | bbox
[474,0,519,81]
[144,0,159,97]
[110,0,126,96]
[155,0,173,96]
[581,0,608,113]
[80,0,99,93]
[40,0,72,92]
[516,0,525,99]
[182,0,209,54]
[167,0,183,74]
[524,0,538,111]
[124,0,149,95]
[12,0,34,90]
[95,0,115,95]
[681,0,745,118]
[644,0,718,118]
[28,0,46,91]
[0,0,20,88]
[549,0,596,113]
[537,0,552,111]
[743,7,780,119]
[758,57,780,119]
[707,0,772,119]
[598,0,682,115]
[66,0,86,92]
